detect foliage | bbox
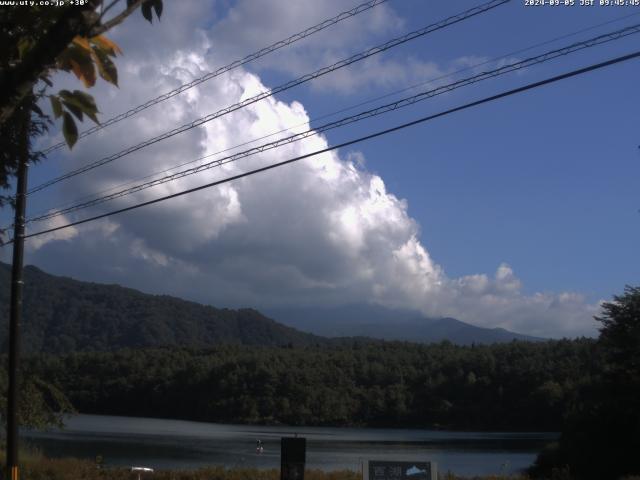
[530,286,640,479]
[0,448,542,480]
[0,451,361,480]
[0,370,74,430]
[0,0,163,217]
[0,261,603,432]
[597,285,640,376]
[20,338,597,431]
[0,93,49,211]
[47,32,128,147]
[0,263,323,352]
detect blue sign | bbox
[366,460,435,480]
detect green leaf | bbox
[50,96,63,119]
[17,36,34,60]
[92,46,118,87]
[70,90,97,110]
[151,0,162,20]
[62,101,84,122]
[62,112,78,149]
[40,75,53,87]
[59,89,96,111]
[31,103,44,117]
[69,90,100,124]
[59,90,101,124]
[141,1,153,23]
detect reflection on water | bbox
[23,414,557,477]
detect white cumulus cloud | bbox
[12,0,602,339]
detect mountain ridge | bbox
[0,262,542,352]
[0,262,323,353]
[265,304,544,344]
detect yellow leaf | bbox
[69,58,96,88]
[91,35,122,57]
[72,36,91,52]
[91,46,118,87]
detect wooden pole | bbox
[5,110,29,480]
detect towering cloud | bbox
[13,1,600,338]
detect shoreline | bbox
[20,414,546,478]
[50,412,562,436]
[3,454,529,480]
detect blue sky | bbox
[272,0,640,303]
[2,0,639,337]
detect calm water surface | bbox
[23,414,556,477]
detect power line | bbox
[25,22,640,225]
[17,49,640,243]
[26,9,639,221]
[28,0,510,196]
[40,0,390,155]
[31,0,508,194]
[317,10,640,123]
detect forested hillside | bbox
[24,339,598,431]
[1,262,543,352]
[0,263,322,352]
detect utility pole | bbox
[5,108,30,480]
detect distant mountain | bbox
[264,304,544,345]
[0,263,323,353]
[0,262,541,354]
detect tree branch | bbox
[99,0,123,21]
[0,0,150,130]
[0,2,100,128]
[88,0,146,37]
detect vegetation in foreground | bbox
[0,452,359,480]
[5,452,640,480]
[0,286,637,479]
[18,339,594,431]
[0,450,535,480]
[527,286,640,480]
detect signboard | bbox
[363,460,437,480]
[281,437,306,480]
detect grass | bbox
[6,460,542,480]
[9,458,364,480]
[0,452,536,480]
[0,449,364,480]
[15,447,637,480]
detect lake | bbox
[23,414,556,477]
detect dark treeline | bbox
[23,338,598,431]
[0,263,325,354]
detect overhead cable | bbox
[28,9,640,221]
[28,0,510,195]
[40,0,391,155]
[16,49,640,242]
[25,23,640,224]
